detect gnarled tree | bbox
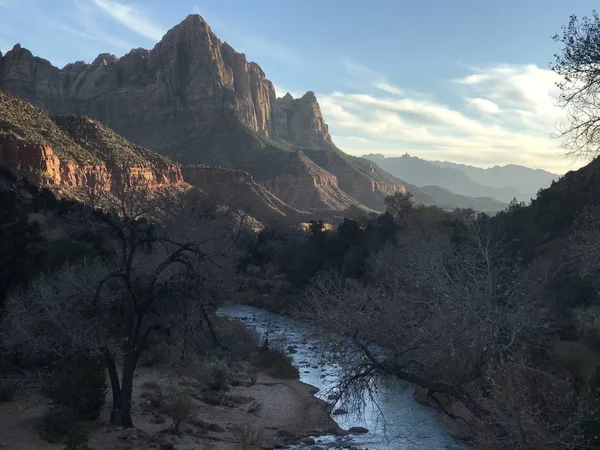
[297,217,593,448]
[2,183,242,427]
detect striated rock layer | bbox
[182,166,304,224]
[0,92,305,224]
[0,14,407,212]
[0,92,184,193]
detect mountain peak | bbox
[166,13,212,37]
[92,53,118,66]
[155,13,215,51]
[181,13,209,26]
[300,91,317,101]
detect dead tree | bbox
[552,11,600,160]
[296,220,582,447]
[3,183,243,427]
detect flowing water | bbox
[218,304,468,450]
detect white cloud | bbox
[467,97,500,114]
[317,63,573,173]
[341,58,406,97]
[92,0,165,41]
[455,64,563,125]
[375,82,403,96]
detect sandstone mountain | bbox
[0,91,306,224]
[0,14,406,212]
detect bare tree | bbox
[552,11,600,160]
[2,183,243,427]
[296,219,591,447]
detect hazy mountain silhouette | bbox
[364,154,559,203]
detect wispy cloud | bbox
[467,97,501,114]
[318,63,572,173]
[341,58,405,96]
[44,16,134,52]
[92,0,165,41]
[375,82,403,96]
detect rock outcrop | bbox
[0,91,183,193]
[258,152,357,211]
[272,92,333,149]
[0,14,408,212]
[0,91,306,224]
[182,166,303,223]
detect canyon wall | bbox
[0,91,183,194]
[0,16,333,153]
[0,14,407,213]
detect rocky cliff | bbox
[0,92,305,224]
[182,166,303,223]
[258,152,357,211]
[0,14,407,212]
[0,16,332,151]
[0,91,183,192]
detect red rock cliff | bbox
[0,135,183,192]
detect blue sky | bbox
[0,0,597,173]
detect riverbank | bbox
[219,304,467,450]
[0,314,342,450]
[0,364,341,449]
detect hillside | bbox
[438,160,558,200]
[496,154,600,253]
[417,185,507,212]
[365,153,558,203]
[0,91,183,191]
[0,92,308,224]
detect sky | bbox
[0,0,598,174]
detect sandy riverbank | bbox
[0,365,341,449]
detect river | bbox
[218,304,468,450]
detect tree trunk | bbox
[114,351,139,428]
[104,351,123,425]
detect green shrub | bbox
[39,406,77,443]
[250,344,299,379]
[164,387,194,432]
[64,423,89,450]
[140,389,164,408]
[201,359,231,391]
[43,355,107,420]
[216,319,261,359]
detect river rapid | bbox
[218,304,468,450]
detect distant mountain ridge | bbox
[364,153,559,203]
